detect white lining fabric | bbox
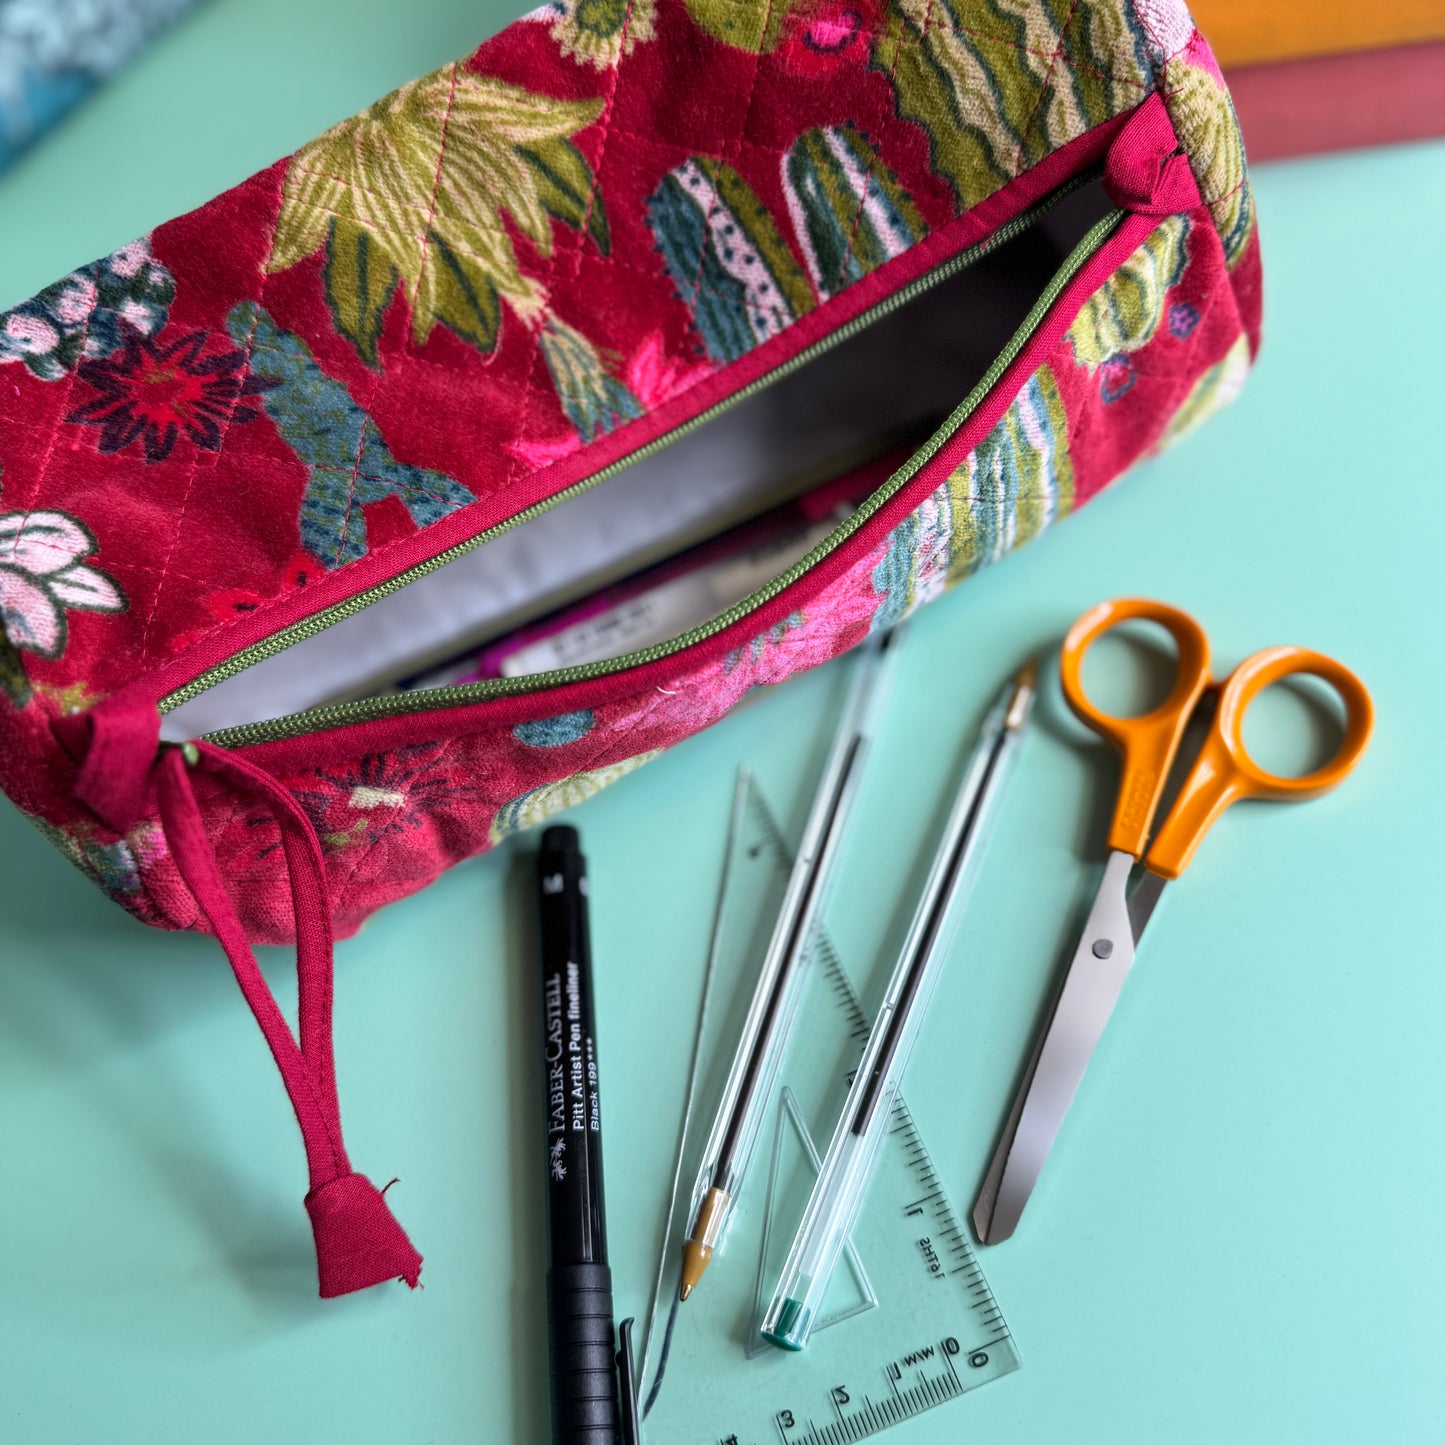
[164,183,1106,740]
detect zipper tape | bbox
[189,185,1120,749]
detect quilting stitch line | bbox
[835,0,939,285]
[8,242,109,713]
[1013,0,1088,175]
[408,60,462,327]
[506,0,634,495]
[136,169,288,668]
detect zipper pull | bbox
[1104,91,1202,217]
[155,741,425,1298]
[52,697,164,833]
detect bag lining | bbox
[163,180,1111,741]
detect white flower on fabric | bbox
[55,277,98,324]
[1,235,174,379]
[1129,0,1196,62]
[0,510,125,660]
[3,312,59,352]
[109,238,148,278]
[117,297,152,328]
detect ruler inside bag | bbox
[638,772,1019,1445]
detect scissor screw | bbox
[1092,939,1114,960]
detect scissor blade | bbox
[973,850,1144,1244]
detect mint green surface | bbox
[1,5,1442,1442]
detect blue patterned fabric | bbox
[0,0,200,169]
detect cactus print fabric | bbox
[0,0,1261,943]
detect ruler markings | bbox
[645,779,1019,1445]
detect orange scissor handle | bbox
[1144,646,1374,879]
[1059,598,1214,861]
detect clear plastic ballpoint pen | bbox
[760,662,1036,1351]
[678,625,904,1301]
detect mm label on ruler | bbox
[639,774,1019,1444]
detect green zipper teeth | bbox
[188,184,1121,749]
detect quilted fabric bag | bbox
[0,0,1261,1297]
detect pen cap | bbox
[760,1076,898,1351]
[539,824,585,878]
[535,821,608,1268]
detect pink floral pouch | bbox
[0,0,1261,1296]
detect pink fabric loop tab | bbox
[307,1173,425,1298]
[52,702,163,834]
[1104,91,1203,217]
[150,743,422,1297]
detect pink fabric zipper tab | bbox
[54,701,421,1297]
[1104,90,1203,217]
[153,744,423,1296]
[307,1173,424,1298]
[53,702,162,834]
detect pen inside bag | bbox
[389,440,918,697]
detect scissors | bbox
[973,598,1373,1245]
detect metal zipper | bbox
[184,184,1121,749]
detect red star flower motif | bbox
[66,326,277,465]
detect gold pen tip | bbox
[678,1186,727,1300]
[678,1240,712,1299]
[1003,658,1038,731]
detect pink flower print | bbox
[509,333,711,471]
[117,297,157,331]
[1,236,174,382]
[0,510,125,661]
[608,549,883,740]
[776,1,879,78]
[4,311,59,356]
[109,239,148,279]
[508,430,583,470]
[907,491,952,608]
[54,276,97,325]
[742,561,882,682]
[1099,354,1136,402]
[622,332,712,409]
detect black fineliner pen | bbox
[536,826,623,1445]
